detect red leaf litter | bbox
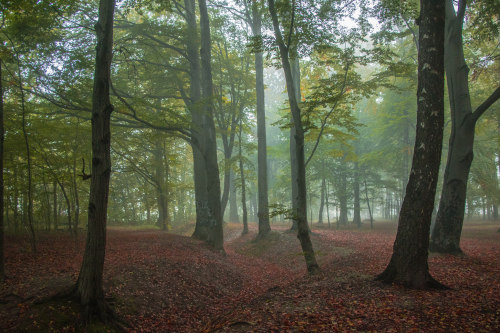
[1,222,498,332]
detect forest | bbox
[0,0,499,331]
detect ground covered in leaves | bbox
[1,221,498,332]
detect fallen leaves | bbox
[0,222,498,332]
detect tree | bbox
[267,0,319,274]
[0,60,4,281]
[430,0,500,254]
[74,0,117,321]
[376,0,446,288]
[180,0,211,240]
[238,114,249,234]
[246,0,271,238]
[198,0,224,251]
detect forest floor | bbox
[0,220,498,332]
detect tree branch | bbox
[110,80,192,142]
[472,86,500,122]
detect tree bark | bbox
[229,170,239,222]
[17,53,36,253]
[430,0,500,254]
[198,0,224,251]
[75,0,116,321]
[0,61,4,281]
[154,139,169,230]
[268,0,319,274]
[326,179,331,228]
[182,0,210,240]
[318,174,326,224]
[72,155,80,233]
[353,161,361,228]
[288,58,300,231]
[238,117,248,235]
[250,0,271,239]
[376,0,446,289]
[58,182,72,234]
[43,176,52,231]
[364,178,373,229]
[53,180,58,230]
[338,166,348,226]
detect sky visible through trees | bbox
[0,0,499,330]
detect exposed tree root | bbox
[37,285,128,332]
[375,265,449,290]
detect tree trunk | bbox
[13,167,19,233]
[154,139,169,230]
[184,0,211,241]
[220,152,232,218]
[0,61,4,281]
[229,170,239,222]
[18,53,36,253]
[43,177,52,231]
[239,117,248,235]
[353,161,361,228]
[338,170,348,226]
[402,108,410,204]
[376,0,446,289]
[318,174,326,224]
[145,192,151,224]
[430,0,500,254]
[326,179,331,228]
[53,180,58,230]
[58,182,73,234]
[268,0,319,274]
[251,0,271,238]
[72,156,80,233]
[75,0,116,322]
[364,178,373,229]
[198,0,224,251]
[288,58,300,232]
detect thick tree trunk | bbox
[75,0,116,321]
[198,0,224,251]
[268,0,319,274]
[376,0,446,289]
[0,61,4,281]
[184,0,210,240]
[430,0,500,254]
[251,1,271,238]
